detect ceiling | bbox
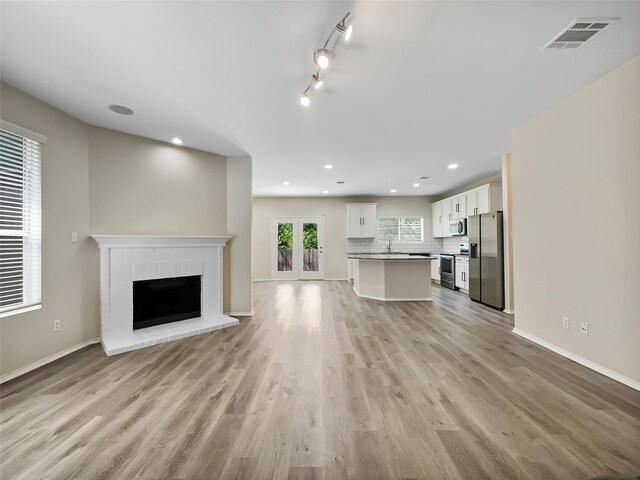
[1,1,639,197]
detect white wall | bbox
[252,195,438,280]
[511,56,640,385]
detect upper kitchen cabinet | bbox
[441,199,453,228]
[466,184,502,216]
[450,194,467,220]
[431,201,443,238]
[432,199,453,238]
[346,203,377,238]
[431,183,502,237]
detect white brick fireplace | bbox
[92,235,238,356]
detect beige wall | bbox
[511,56,640,384]
[225,156,253,314]
[252,195,436,280]
[1,83,253,378]
[0,82,99,376]
[89,127,227,235]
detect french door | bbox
[271,216,324,280]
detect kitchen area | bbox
[346,182,506,310]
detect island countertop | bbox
[347,254,436,261]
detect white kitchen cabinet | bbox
[466,184,502,217]
[431,201,443,238]
[455,257,469,291]
[450,195,467,220]
[441,199,453,237]
[431,256,440,282]
[346,203,377,238]
[431,183,502,237]
[431,199,454,238]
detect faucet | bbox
[387,239,392,253]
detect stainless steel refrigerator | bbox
[468,212,504,309]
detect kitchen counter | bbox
[347,254,434,261]
[350,255,434,301]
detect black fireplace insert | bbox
[133,275,201,330]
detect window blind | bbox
[0,128,42,313]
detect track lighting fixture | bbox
[299,12,352,107]
[312,73,323,90]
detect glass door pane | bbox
[272,218,298,279]
[298,216,324,280]
[302,222,318,272]
[277,222,294,272]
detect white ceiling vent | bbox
[544,18,619,50]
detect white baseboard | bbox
[324,278,349,281]
[0,338,101,384]
[226,311,254,317]
[354,291,432,302]
[503,309,515,315]
[512,328,640,392]
[253,278,348,282]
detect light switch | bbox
[71,232,78,243]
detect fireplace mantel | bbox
[92,235,232,249]
[92,235,238,356]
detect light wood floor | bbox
[1,281,639,480]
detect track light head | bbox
[313,49,331,69]
[300,93,310,107]
[312,74,323,90]
[335,22,353,41]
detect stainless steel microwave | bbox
[449,218,467,236]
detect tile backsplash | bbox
[345,236,469,255]
[346,238,443,254]
[442,236,468,253]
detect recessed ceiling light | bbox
[448,163,458,169]
[390,189,397,193]
[324,164,333,169]
[413,183,420,187]
[171,137,183,145]
[323,190,329,194]
[283,181,290,185]
[108,104,134,115]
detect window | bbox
[377,217,424,243]
[0,127,42,314]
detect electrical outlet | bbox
[53,319,61,332]
[580,322,589,336]
[562,317,570,329]
[71,232,78,243]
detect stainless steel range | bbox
[439,253,456,290]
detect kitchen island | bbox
[348,254,437,301]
